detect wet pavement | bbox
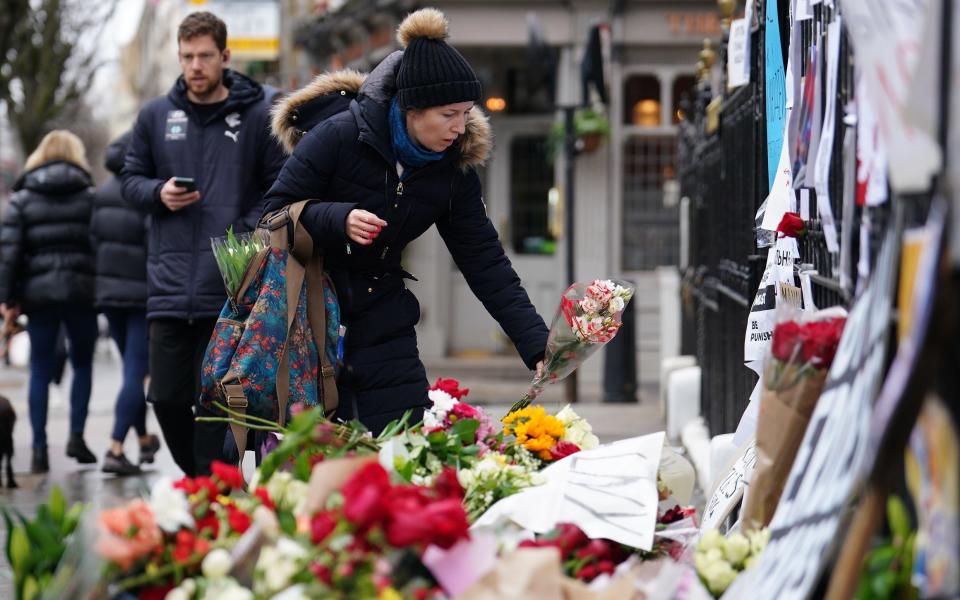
[0,344,664,595]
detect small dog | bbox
[0,394,16,488]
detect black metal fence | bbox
[678,1,892,435]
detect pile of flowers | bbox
[25,375,787,600]
[693,528,770,598]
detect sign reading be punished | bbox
[725,228,897,599]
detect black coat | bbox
[121,69,287,320]
[91,132,148,310]
[265,53,549,431]
[0,161,95,310]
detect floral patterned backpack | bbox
[199,201,339,460]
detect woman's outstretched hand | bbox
[346,209,387,246]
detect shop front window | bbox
[623,75,662,127]
[510,135,555,255]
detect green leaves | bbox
[2,486,85,600]
[854,495,919,600]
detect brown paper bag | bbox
[742,365,827,530]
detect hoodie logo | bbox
[165,110,188,141]
[225,112,241,128]
[224,130,239,143]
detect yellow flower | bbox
[504,405,566,459]
[379,587,403,600]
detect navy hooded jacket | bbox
[121,69,286,320]
[264,53,548,431]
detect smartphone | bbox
[173,176,197,193]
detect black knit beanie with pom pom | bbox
[395,8,482,109]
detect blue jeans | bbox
[26,306,99,449]
[104,309,149,443]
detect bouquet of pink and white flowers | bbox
[511,279,635,412]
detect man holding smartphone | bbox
[122,11,286,476]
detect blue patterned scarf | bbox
[389,97,446,172]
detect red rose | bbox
[386,498,469,549]
[799,318,845,367]
[341,463,392,529]
[553,523,589,555]
[138,585,175,600]
[576,539,613,562]
[194,538,210,556]
[595,560,617,576]
[211,461,244,489]
[310,512,337,544]
[576,563,599,582]
[227,505,252,534]
[254,487,275,510]
[432,468,465,500]
[549,441,581,461]
[771,320,803,362]
[431,378,469,400]
[448,402,480,422]
[311,562,333,585]
[173,477,199,495]
[195,512,220,537]
[194,476,220,499]
[776,212,806,238]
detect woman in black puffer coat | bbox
[91,131,160,475]
[265,8,548,433]
[0,130,99,473]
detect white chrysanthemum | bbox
[150,477,194,533]
[427,389,457,415]
[265,472,292,507]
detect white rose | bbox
[165,588,191,600]
[202,548,233,579]
[457,468,476,488]
[609,296,625,313]
[702,560,738,596]
[150,477,195,532]
[724,533,751,566]
[256,544,301,593]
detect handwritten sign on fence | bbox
[725,225,898,599]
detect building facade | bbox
[283,0,719,395]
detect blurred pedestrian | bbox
[0,130,99,473]
[91,131,160,476]
[122,11,286,476]
[265,8,547,434]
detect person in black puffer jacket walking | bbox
[0,130,99,473]
[91,131,161,476]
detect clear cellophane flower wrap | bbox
[510,279,635,413]
[210,227,269,299]
[742,306,847,530]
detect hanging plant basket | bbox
[546,108,611,163]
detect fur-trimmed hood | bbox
[271,63,491,170]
